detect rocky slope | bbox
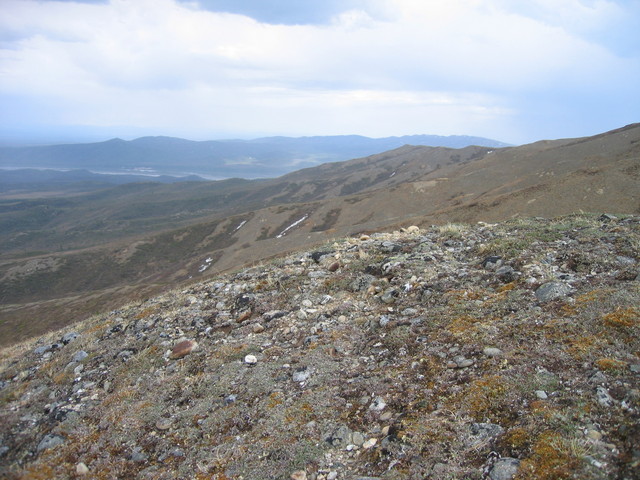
[1,213,638,480]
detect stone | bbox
[34,344,54,355]
[252,323,265,334]
[155,418,172,430]
[362,438,378,449]
[72,350,88,362]
[596,386,614,407]
[130,446,148,462]
[244,354,258,365]
[482,256,503,270]
[170,340,198,359]
[586,429,603,441]
[76,462,89,475]
[351,431,365,446]
[290,470,307,480]
[369,397,387,411]
[535,282,572,302]
[405,225,420,233]
[489,457,520,480]
[293,367,311,383]
[62,332,79,344]
[37,434,65,452]
[535,390,548,399]
[328,262,340,272]
[483,347,503,357]
[469,423,504,448]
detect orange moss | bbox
[603,307,639,328]
[595,357,628,372]
[463,374,509,421]
[515,431,580,480]
[447,315,481,336]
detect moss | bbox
[595,357,628,372]
[515,431,583,480]
[603,307,638,328]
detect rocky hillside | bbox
[2,123,639,347]
[1,213,638,480]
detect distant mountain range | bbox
[0,134,510,179]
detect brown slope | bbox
[0,124,638,346]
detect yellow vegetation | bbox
[603,307,638,328]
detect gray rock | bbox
[37,434,65,452]
[470,423,504,447]
[369,397,387,411]
[72,350,88,362]
[489,457,520,480]
[596,386,614,407]
[535,390,548,399]
[380,288,399,304]
[34,345,54,355]
[0,445,9,457]
[293,368,311,383]
[535,282,572,302]
[130,446,148,462]
[326,424,352,447]
[61,332,79,344]
[350,274,376,292]
[483,347,503,357]
[380,241,401,253]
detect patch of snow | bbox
[277,215,309,238]
[205,257,213,263]
[390,171,396,177]
[235,220,247,232]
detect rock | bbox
[61,332,79,344]
[130,446,148,462]
[369,397,387,411]
[34,345,54,355]
[483,347,503,357]
[327,472,338,480]
[37,434,65,452]
[380,241,401,253]
[586,429,603,441]
[293,367,311,383]
[362,438,378,449]
[244,354,258,365]
[252,323,265,334]
[596,386,614,407]
[328,262,340,272]
[290,470,307,480]
[380,288,399,304]
[482,256,503,270]
[351,431,365,446]
[489,457,520,480]
[155,418,172,430]
[170,340,198,359]
[469,423,504,448]
[72,350,88,362]
[76,462,89,475]
[405,225,420,233]
[263,310,287,322]
[224,394,237,405]
[379,315,391,327]
[496,265,516,281]
[450,355,474,368]
[535,282,572,302]
[535,390,548,399]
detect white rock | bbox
[244,354,258,365]
[76,462,89,475]
[362,438,378,449]
[535,390,548,399]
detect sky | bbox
[0,0,639,145]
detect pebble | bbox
[489,457,520,480]
[155,418,172,430]
[72,350,88,362]
[37,434,65,452]
[596,386,614,407]
[292,368,311,383]
[244,354,258,365]
[76,462,89,475]
[483,347,503,357]
[586,429,603,441]
[534,282,572,302]
[290,471,307,480]
[362,438,378,449]
[252,323,265,333]
[535,390,548,399]
[369,397,387,411]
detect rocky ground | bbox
[1,213,638,480]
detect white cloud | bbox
[0,0,637,143]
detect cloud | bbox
[0,0,637,144]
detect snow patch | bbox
[277,215,309,238]
[235,220,247,232]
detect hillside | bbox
[0,214,638,479]
[0,124,639,346]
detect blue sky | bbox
[0,0,638,145]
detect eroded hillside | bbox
[1,214,638,479]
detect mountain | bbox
[0,124,638,346]
[0,215,638,479]
[0,134,510,179]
